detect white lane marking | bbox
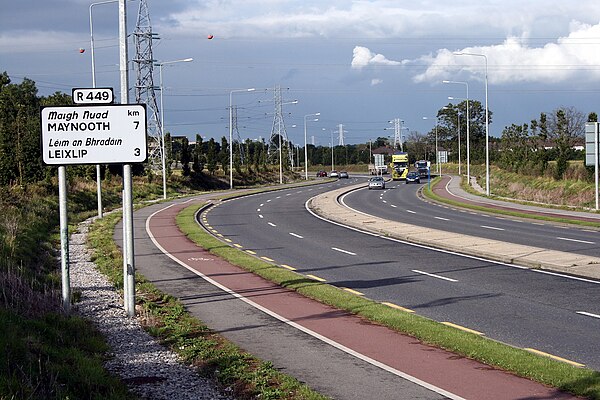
[289,232,304,239]
[257,208,261,212]
[276,196,281,199]
[434,217,450,221]
[148,207,467,400]
[480,225,505,231]
[382,200,388,203]
[267,199,272,202]
[332,247,357,256]
[406,210,416,214]
[268,222,277,227]
[577,311,600,319]
[390,204,397,208]
[330,194,600,283]
[412,269,458,282]
[286,193,292,196]
[259,215,264,219]
[260,203,264,207]
[556,237,595,245]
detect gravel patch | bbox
[69,217,233,400]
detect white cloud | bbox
[351,46,402,69]
[411,21,600,84]
[371,78,383,86]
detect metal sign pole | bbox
[119,0,135,317]
[594,122,598,211]
[58,166,71,312]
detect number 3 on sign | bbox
[134,148,140,156]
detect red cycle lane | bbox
[146,199,581,400]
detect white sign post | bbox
[41,103,146,313]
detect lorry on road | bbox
[389,152,409,180]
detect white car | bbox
[368,176,385,190]
[330,170,339,178]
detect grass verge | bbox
[87,211,328,400]
[422,176,600,228]
[178,201,600,399]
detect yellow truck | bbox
[389,152,409,180]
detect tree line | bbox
[1,70,596,187]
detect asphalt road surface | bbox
[202,178,600,370]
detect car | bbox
[330,170,339,178]
[368,176,385,190]
[405,171,421,184]
[316,170,327,177]
[339,171,349,179]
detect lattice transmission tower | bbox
[133,0,162,170]
[267,85,294,168]
[231,105,245,164]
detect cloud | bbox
[371,78,383,86]
[412,21,600,85]
[351,46,403,69]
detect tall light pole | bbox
[454,52,489,195]
[229,88,255,189]
[444,81,470,184]
[155,58,193,199]
[304,113,320,179]
[89,0,120,218]
[422,116,439,175]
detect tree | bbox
[548,107,585,179]
[192,134,204,174]
[499,123,531,172]
[206,138,217,175]
[219,136,229,175]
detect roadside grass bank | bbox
[178,201,600,399]
[87,210,329,400]
[423,176,600,228]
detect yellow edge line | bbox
[216,233,223,237]
[233,244,243,248]
[281,264,297,271]
[342,287,364,296]
[224,238,232,243]
[306,274,326,282]
[441,322,484,336]
[382,302,415,313]
[261,256,275,262]
[525,348,585,368]
[245,250,256,255]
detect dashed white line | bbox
[406,210,416,214]
[435,217,450,221]
[390,204,397,208]
[480,225,505,231]
[258,215,264,219]
[556,237,595,245]
[257,208,261,212]
[332,247,357,256]
[268,222,277,227]
[289,232,304,239]
[412,269,458,282]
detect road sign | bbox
[72,87,114,104]
[585,122,599,166]
[41,104,147,165]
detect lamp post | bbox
[444,80,470,185]
[453,52,489,195]
[155,58,193,199]
[228,88,255,189]
[89,0,120,218]
[422,116,440,175]
[304,113,320,180]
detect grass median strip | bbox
[183,200,600,399]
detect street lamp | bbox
[453,52,489,195]
[444,80,470,185]
[155,58,193,199]
[89,0,121,218]
[304,112,320,180]
[229,88,255,188]
[422,116,440,175]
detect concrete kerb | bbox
[307,183,600,281]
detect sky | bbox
[3,1,600,146]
